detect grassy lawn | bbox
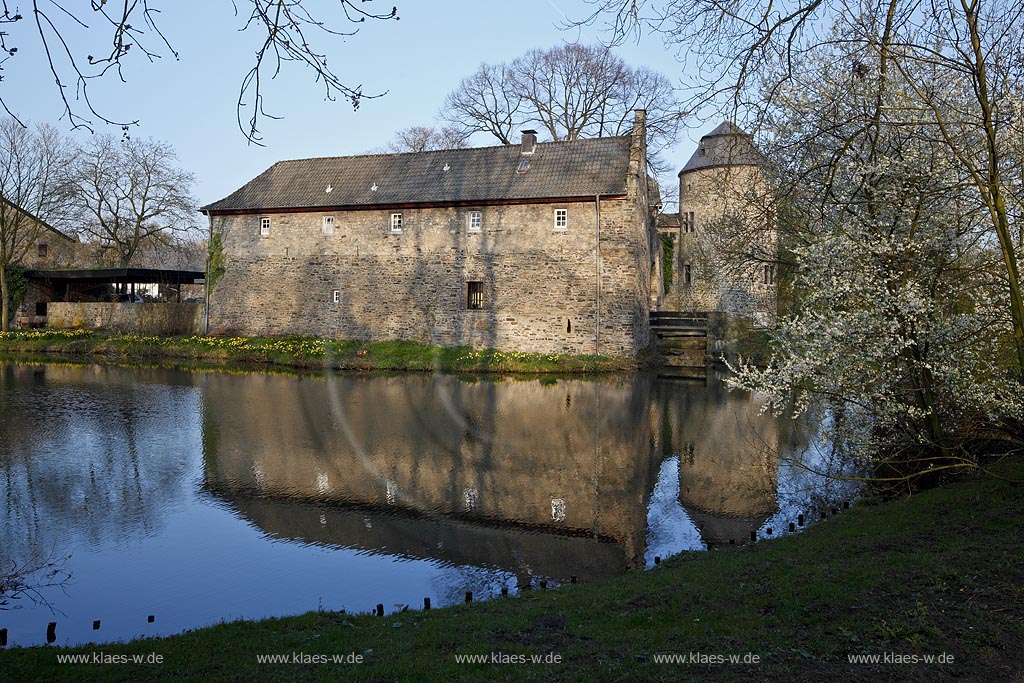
[2,458,1021,682]
[0,329,637,374]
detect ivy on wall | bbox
[207,232,226,293]
[5,264,27,314]
[660,233,675,295]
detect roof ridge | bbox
[271,134,633,166]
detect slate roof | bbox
[679,121,762,175]
[656,213,680,228]
[202,136,633,213]
[0,196,77,242]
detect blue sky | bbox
[7,1,709,210]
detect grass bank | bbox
[0,329,637,374]
[3,459,1022,682]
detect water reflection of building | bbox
[200,373,662,581]
[652,373,780,545]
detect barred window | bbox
[467,281,485,310]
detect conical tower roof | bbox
[679,121,762,176]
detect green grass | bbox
[2,458,1022,682]
[0,330,637,374]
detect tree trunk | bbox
[1,261,9,331]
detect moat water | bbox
[0,362,855,647]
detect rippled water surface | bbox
[0,363,853,647]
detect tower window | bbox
[681,211,695,233]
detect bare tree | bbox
[71,135,197,268]
[443,62,524,145]
[442,44,683,175]
[0,118,73,329]
[578,0,1024,375]
[376,125,469,153]
[0,1,400,144]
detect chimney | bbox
[520,130,537,155]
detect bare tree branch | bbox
[0,1,400,144]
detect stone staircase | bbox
[650,311,708,367]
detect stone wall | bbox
[209,197,654,355]
[664,164,777,325]
[48,302,204,335]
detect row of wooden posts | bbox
[2,504,852,644]
[372,576,578,617]
[0,615,156,647]
[0,576,584,644]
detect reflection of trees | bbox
[0,364,197,573]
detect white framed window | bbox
[467,210,482,233]
[553,208,568,231]
[322,216,335,235]
[332,290,341,303]
[389,212,403,234]
[259,216,271,236]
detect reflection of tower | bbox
[655,377,780,546]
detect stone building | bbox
[659,122,777,326]
[201,110,659,356]
[2,197,79,323]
